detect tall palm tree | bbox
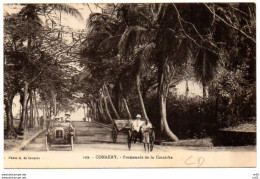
[79,3,256,142]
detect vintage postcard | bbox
[3,3,256,168]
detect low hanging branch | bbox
[122,97,132,119]
[119,83,132,119]
[204,3,256,43]
[87,4,93,13]
[172,4,220,56]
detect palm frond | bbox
[87,13,118,35]
[18,4,42,24]
[98,34,121,53]
[51,4,83,20]
[118,25,147,57]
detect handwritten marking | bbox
[185,156,205,167]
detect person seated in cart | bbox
[131,114,145,143]
[132,114,142,131]
[65,113,75,138]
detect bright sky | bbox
[3,3,101,30]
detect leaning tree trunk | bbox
[103,84,120,119]
[136,72,149,120]
[122,97,132,119]
[118,83,132,119]
[158,60,179,142]
[103,96,116,127]
[19,82,28,131]
[159,92,179,142]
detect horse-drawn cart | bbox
[111,119,132,143]
[112,119,155,151]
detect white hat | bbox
[136,114,141,118]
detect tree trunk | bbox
[33,90,39,126]
[136,73,149,120]
[44,101,49,129]
[5,100,11,132]
[89,101,95,120]
[49,101,52,119]
[19,91,24,126]
[51,91,57,116]
[24,94,30,130]
[43,102,46,119]
[104,96,117,130]
[202,81,206,101]
[83,104,86,118]
[159,93,179,142]
[97,99,106,122]
[4,93,16,138]
[19,82,28,131]
[93,101,97,120]
[103,84,120,119]
[158,61,179,142]
[123,97,132,119]
[202,50,207,100]
[114,83,121,113]
[29,91,34,128]
[185,80,189,98]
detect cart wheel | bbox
[45,137,50,151]
[112,128,118,143]
[71,136,74,151]
[150,131,155,152]
[128,131,132,150]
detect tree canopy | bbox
[4,3,256,142]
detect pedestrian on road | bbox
[140,118,153,152]
[140,118,153,142]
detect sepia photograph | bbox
[3,2,256,169]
